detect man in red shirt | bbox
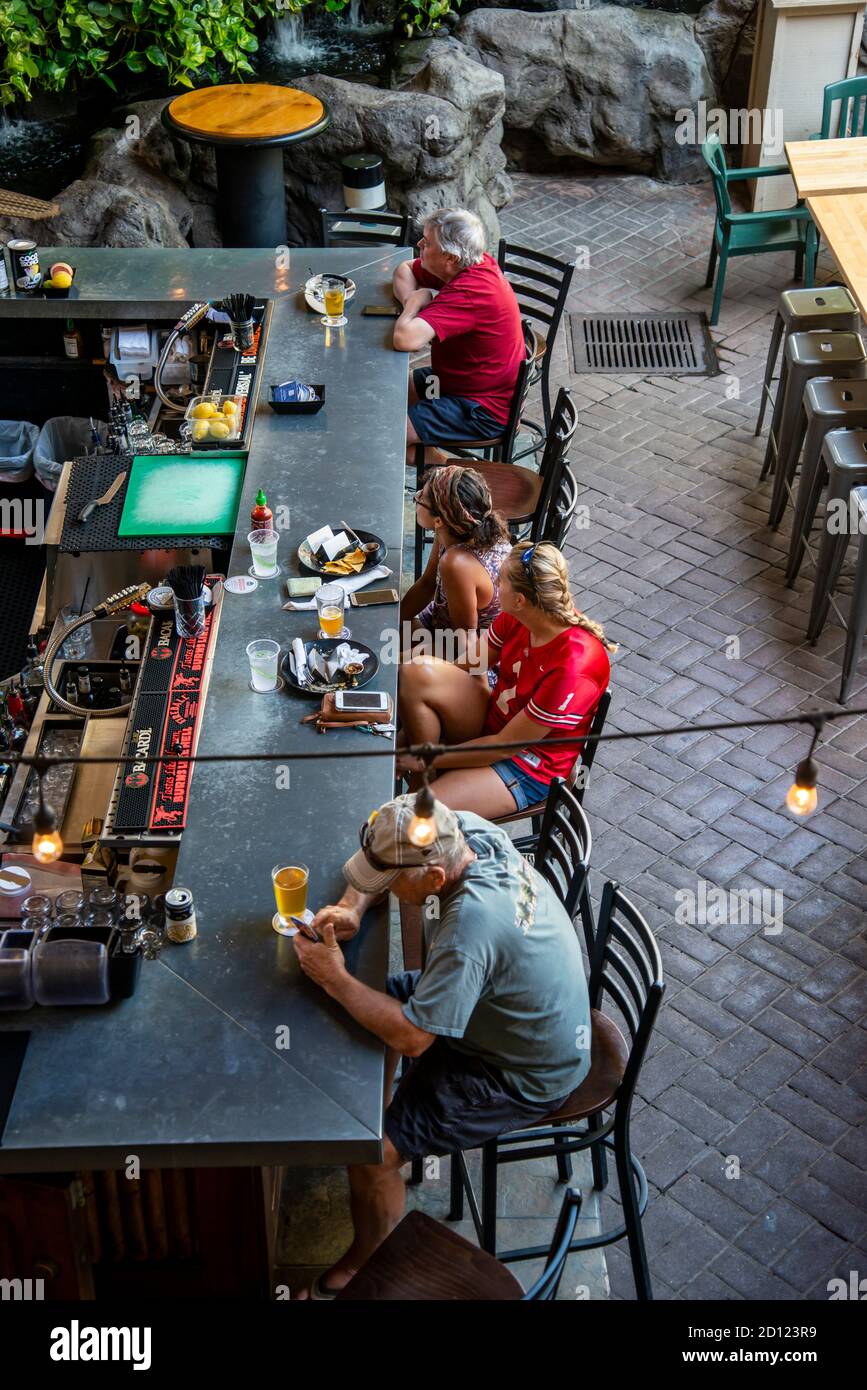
[392,208,525,451]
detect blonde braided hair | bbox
[502,542,618,653]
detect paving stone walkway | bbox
[499,172,867,1300]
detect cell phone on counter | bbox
[334,690,389,713]
[349,587,399,607]
[290,915,321,942]
[362,305,400,317]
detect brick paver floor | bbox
[497,172,867,1300]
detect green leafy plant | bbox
[395,0,458,38]
[0,0,301,106]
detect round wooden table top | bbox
[165,83,327,146]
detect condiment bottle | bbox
[250,489,272,531]
[63,320,84,360]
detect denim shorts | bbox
[491,757,549,810]
[409,368,503,444]
[384,971,565,1160]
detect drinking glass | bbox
[55,889,86,917]
[271,863,309,936]
[21,893,53,921]
[321,276,347,328]
[316,582,349,640]
[247,639,281,693]
[248,528,280,578]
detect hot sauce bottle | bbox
[250,489,272,532]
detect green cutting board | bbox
[118,453,246,537]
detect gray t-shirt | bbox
[402,812,591,1104]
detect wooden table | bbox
[163,84,330,248]
[806,192,867,318]
[786,138,867,198]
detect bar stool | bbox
[770,376,867,530]
[755,286,860,437]
[803,429,867,640]
[760,330,867,484]
[839,487,867,702]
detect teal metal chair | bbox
[701,135,817,326]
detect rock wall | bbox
[457,6,715,181]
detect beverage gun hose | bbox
[42,584,151,718]
[154,294,255,412]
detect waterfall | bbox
[271,11,325,63]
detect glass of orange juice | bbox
[272,862,309,935]
[316,582,349,640]
[321,276,347,328]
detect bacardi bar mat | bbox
[113,604,218,832]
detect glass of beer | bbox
[321,276,347,328]
[316,582,349,639]
[272,862,309,935]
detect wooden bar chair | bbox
[319,207,411,248]
[497,239,575,442]
[335,1186,582,1300]
[448,881,665,1301]
[469,387,577,548]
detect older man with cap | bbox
[292,793,591,1300]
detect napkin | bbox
[282,564,392,611]
[307,644,369,680]
[291,637,311,686]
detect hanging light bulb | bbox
[785,721,822,819]
[31,769,63,863]
[786,757,819,817]
[408,779,437,848]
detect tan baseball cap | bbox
[343,793,465,895]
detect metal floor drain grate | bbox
[568,312,719,376]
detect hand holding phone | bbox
[290,915,321,942]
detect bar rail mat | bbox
[0,1032,29,1145]
[568,312,719,376]
[111,602,218,833]
[59,452,238,553]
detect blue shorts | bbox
[491,757,549,811]
[409,368,503,444]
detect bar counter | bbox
[0,245,411,1172]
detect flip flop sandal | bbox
[309,1272,341,1301]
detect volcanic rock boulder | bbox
[287,41,511,246]
[457,6,715,181]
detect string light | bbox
[785,720,823,819]
[407,745,438,847]
[30,764,63,864]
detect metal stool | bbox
[755,286,859,437]
[771,376,867,530]
[760,330,867,484]
[804,429,867,640]
[839,487,867,703]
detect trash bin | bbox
[33,416,106,493]
[0,420,39,484]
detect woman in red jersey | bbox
[397,542,616,817]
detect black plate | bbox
[281,639,379,697]
[298,528,386,575]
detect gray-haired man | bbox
[392,207,525,448]
[292,793,590,1298]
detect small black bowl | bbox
[41,267,77,299]
[269,383,325,416]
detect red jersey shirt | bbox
[484,612,610,785]
[412,254,524,426]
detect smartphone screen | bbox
[351,588,398,606]
[338,692,386,710]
